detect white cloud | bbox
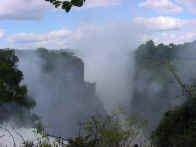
[8,29,72,48]
[188,19,196,27]
[6,23,142,49]
[151,32,196,44]
[0,0,53,20]
[133,16,187,31]
[139,0,183,14]
[84,0,120,8]
[0,0,121,20]
[0,30,5,39]
[6,17,196,49]
[176,0,196,13]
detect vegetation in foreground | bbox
[21,112,150,147]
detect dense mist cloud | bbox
[16,50,106,137]
[175,41,196,84]
[68,23,143,111]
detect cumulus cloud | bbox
[7,23,139,49]
[139,0,183,14]
[6,17,196,48]
[84,0,120,8]
[0,0,54,20]
[153,32,196,44]
[188,19,196,27]
[133,16,187,31]
[176,0,196,13]
[0,0,121,20]
[126,31,196,46]
[8,29,72,48]
[0,29,5,39]
[132,16,196,44]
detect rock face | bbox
[130,40,196,133]
[16,49,106,137]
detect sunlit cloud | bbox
[139,0,183,14]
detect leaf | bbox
[71,0,84,7]
[53,1,61,8]
[45,0,86,12]
[45,0,54,2]
[62,1,72,12]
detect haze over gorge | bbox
[1,0,196,146]
[1,39,196,146]
[16,49,107,137]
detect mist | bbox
[1,0,196,146]
[175,41,196,84]
[6,21,145,140]
[17,22,145,112]
[69,23,145,111]
[14,20,196,140]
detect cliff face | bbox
[130,41,196,133]
[16,49,106,137]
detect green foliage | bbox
[22,139,62,147]
[22,130,67,147]
[67,136,93,147]
[131,41,179,132]
[132,40,196,146]
[22,141,34,147]
[77,112,145,147]
[45,0,85,12]
[131,40,196,132]
[36,48,81,73]
[20,112,149,147]
[0,49,35,107]
[135,40,177,71]
[152,81,196,147]
[0,49,37,125]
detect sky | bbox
[0,0,196,49]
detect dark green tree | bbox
[152,70,196,147]
[0,49,37,124]
[45,0,86,12]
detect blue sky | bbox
[0,0,196,49]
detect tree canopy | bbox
[132,40,196,146]
[0,49,37,125]
[152,81,196,147]
[45,0,86,12]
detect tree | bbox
[151,71,196,147]
[131,41,179,132]
[45,0,86,12]
[74,112,149,147]
[0,49,37,125]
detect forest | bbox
[0,40,196,146]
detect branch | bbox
[12,127,25,143]
[45,0,86,12]
[43,133,69,145]
[0,126,16,147]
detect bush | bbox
[20,112,151,147]
[71,111,149,147]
